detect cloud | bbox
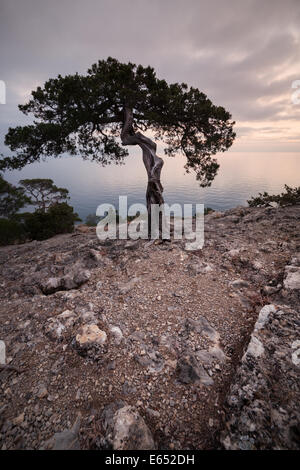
[0,0,300,154]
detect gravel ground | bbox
[0,204,299,449]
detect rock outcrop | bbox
[221,303,300,450]
[103,403,155,450]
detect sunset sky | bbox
[0,0,300,155]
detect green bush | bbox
[0,173,81,245]
[248,185,300,207]
[85,213,101,226]
[0,218,26,245]
[47,202,81,234]
[23,203,81,241]
[0,174,30,218]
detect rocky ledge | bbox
[0,204,299,450]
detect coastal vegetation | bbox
[0,175,79,245]
[248,185,300,207]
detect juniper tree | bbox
[1,57,235,231]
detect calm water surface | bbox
[5,150,300,221]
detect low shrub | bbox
[248,185,300,207]
[0,217,26,245]
[22,203,81,241]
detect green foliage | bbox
[19,178,69,212]
[0,174,80,244]
[1,57,235,186]
[85,213,101,226]
[0,217,26,245]
[0,174,29,217]
[248,185,300,207]
[21,202,81,241]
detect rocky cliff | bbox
[0,204,299,450]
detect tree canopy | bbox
[0,174,29,218]
[1,57,235,186]
[19,178,69,212]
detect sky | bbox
[0,0,300,155]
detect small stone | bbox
[185,317,219,344]
[106,405,155,450]
[13,412,24,426]
[146,408,160,418]
[284,267,300,290]
[262,285,279,295]
[76,324,107,346]
[252,260,263,270]
[109,326,123,345]
[45,414,81,450]
[177,354,213,386]
[229,279,250,289]
[292,348,300,366]
[63,269,91,290]
[255,305,276,331]
[189,262,213,275]
[227,248,242,258]
[118,277,140,295]
[36,384,48,399]
[107,360,116,370]
[44,319,66,340]
[243,335,264,359]
[41,277,63,295]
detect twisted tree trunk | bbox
[121,107,164,237]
